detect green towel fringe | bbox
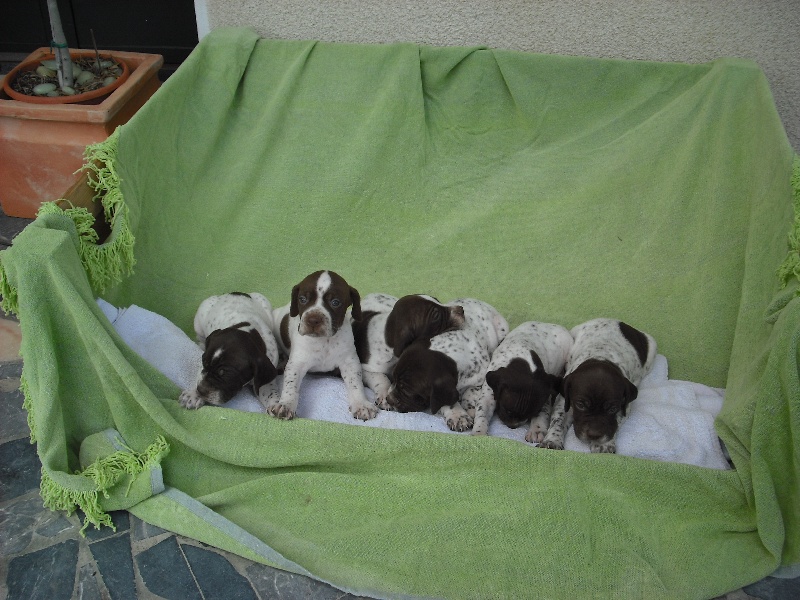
[41,435,170,534]
[777,155,800,292]
[0,127,134,317]
[37,128,135,294]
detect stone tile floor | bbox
[1,209,799,599]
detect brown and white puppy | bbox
[385,298,509,432]
[541,318,656,453]
[475,321,572,441]
[179,292,280,409]
[352,293,465,408]
[267,270,377,421]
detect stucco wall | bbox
[194,0,799,151]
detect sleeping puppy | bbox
[541,318,656,453]
[267,270,378,421]
[352,293,466,408]
[474,321,572,441]
[385,298,509,431]
[179,292,280,409]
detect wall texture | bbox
[195,0,799,151]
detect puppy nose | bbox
[305,312,324,327]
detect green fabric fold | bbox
[43,432,168,534]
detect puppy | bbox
[179,292,280,409]
[475,321,572,441]
[385,298,509,431]
[268,270,377,421]
[352,293,466,408]
[541,318,656,453]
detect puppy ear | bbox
[622,378,638,415]
[246,329,278,393]
[349,286,362,321]
[561,373,573,412]
[429,375,460,414]
[485,369,501,393]
[385,311,416,357]
[289,284,300,317]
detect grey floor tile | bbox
[83,509,129,541]
[5,539,78,600]
[0,495,41,555]
[130,513,168,541]
[0,438,41,501]
[90,532,138,600]
[744,575,800,600]
[245,562,362,600]
[182,543,258,599]
[76,563,107,600]
[0,365,28,443]
[135,535,202,600]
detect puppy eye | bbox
[432,311,441,321]
[329,298,341,308]
[298,295,308,305]
[607,405,619,414]
[574,400,587,411]
[217,368,225,376]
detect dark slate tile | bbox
[245,562,362,600]
[0,438,41,502]
[0,378,29,442]
[82,509,129,541]
[76,563,107,600]
[6,539,78,600]
[35,512,77,538]
[0,361,23,379]
[744,575,800,600]
[90,532,137,600]
[182,543,257,600]
[130,513,168,541]
[135,536,202,600]
[0,496,41,555]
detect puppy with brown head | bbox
[268,270,377,421]
[386,298,509,432]
[180,292,280,409]
[542,318,656,453]
[352,293,465,408]
[476,321,572,440]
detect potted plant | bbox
[0,0,164,218]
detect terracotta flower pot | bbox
[3,50,131,105]
[0,47,163,219]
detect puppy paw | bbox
[590,441,616,454]
[179,389,204,410]
[525,429,546,444]
[539,439,564,450]
[375,394,391,411]
[350,402,379,421]
[267,402,296,420]
[446,414,474,433]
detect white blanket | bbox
[98,299,731,470]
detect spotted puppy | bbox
[541,318,656,453]
[179,292,280,409]
[385,298,509,431]
[474,321,572,441]
[352,294,466,408]
[268,270,377,421]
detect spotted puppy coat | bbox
[352,294,466,408]
[541,318,657,453]
[179,292,280,409]
[385,298,509,431]
[268,270,377,421]
[474,322,572,441]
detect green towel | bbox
[1,27,798,599]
